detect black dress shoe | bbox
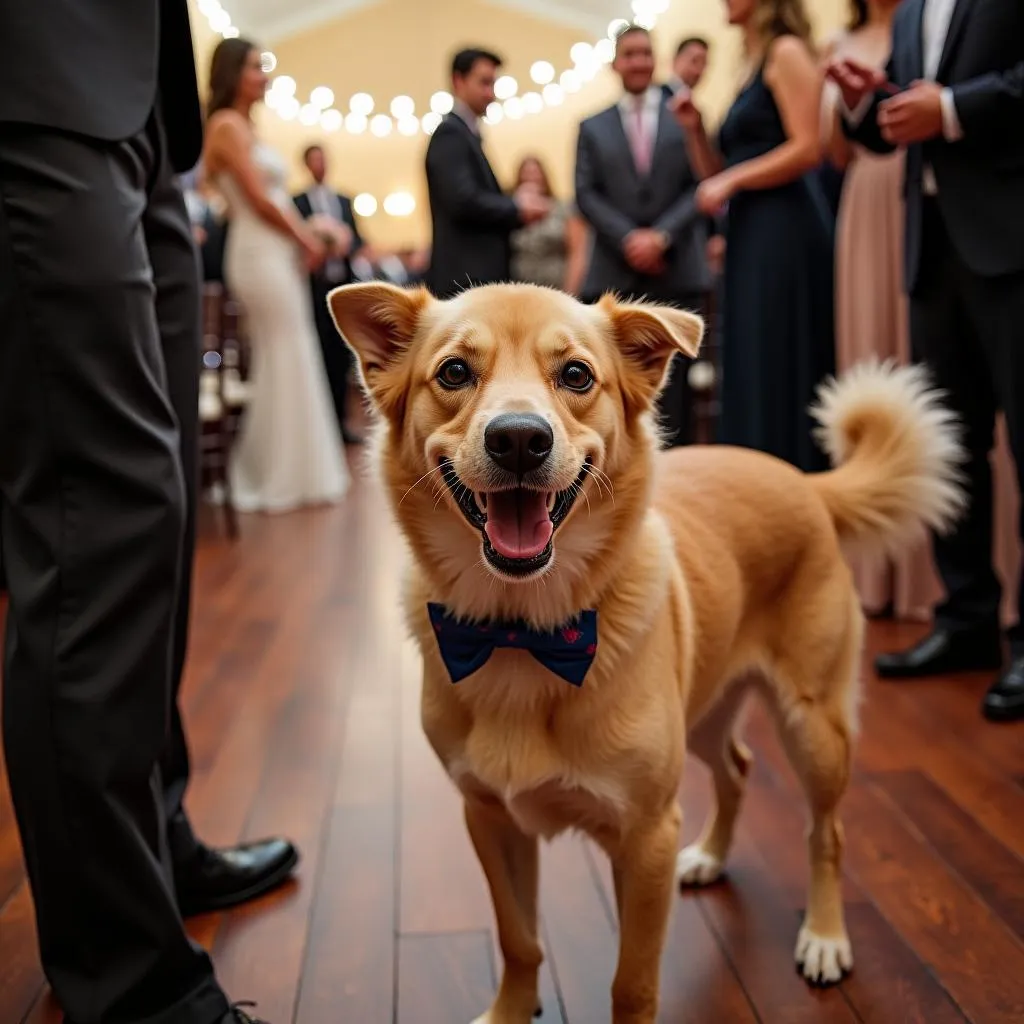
[874,626,1003,679]
[982,658,1024,722]
[174,837,299,917]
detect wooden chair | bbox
[198,283,250,539]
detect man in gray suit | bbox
[575,23,709,446]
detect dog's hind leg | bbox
[676,677,754,887]
[464,797,543,1024]
[769,636,858,987]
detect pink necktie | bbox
[630,99,651,176]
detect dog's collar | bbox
[427,602,598,687]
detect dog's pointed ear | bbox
[327,282,431,412]
[600,295,705,409]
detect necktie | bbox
[427,603,598,687]
[630,96,651,176]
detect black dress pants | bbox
[0,108,229,1023]
[912,197,1024,651]
[310,273,354,430]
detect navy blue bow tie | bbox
[427,602,598,686]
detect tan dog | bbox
[328,281,964,1024]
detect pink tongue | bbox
[484,489,553,560]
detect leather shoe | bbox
[174,837,299,917]
[982,657,1024,722]
[874,626,1003,679]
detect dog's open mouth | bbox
[439,457,591,576]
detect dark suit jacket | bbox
[0,0,203,174]
[293,189,364,285]
[424,113,522,298]
[844,0,1024,293]
[575,97,710,302]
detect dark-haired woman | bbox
[202,38,349,512]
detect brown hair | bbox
[751,0,814,51]
[514,155,553,197]
[207,37,258,119]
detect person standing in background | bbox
[672,0,835,473]
[829,0,1024,722]
[294,143,365,444]
[509,155,590,295]
[667,36,711,95]
[425,47,550,298]
[0,3,292,1022]
[575,24,710,448]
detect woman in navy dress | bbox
[671,0,835,472]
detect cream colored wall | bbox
[188,0,850,249]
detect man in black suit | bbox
[294,144,364,443]
[0,5,295,1022]
[829,0,1024,722]
[424,47,550,298]
[575,25,711,446]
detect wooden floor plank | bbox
[840,780,1024,1023]
[396,931,495,1024]
[3,479,1024,1024]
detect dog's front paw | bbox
[794,927,853,985]
[675,844,723,887]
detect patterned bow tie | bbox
[427,602,598,686]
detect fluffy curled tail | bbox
[808,359,967,556]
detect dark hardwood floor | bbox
[1,467,1023,1024]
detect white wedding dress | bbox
[217,141,350,513]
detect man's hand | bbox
[623,229,668,274]
[515,188,551,224]
[878,80,944,144]
[825,57,888,112]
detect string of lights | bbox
[195,0,671,139]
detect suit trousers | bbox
[310,273,354,429]
[0,109,229,1023]
[912,197,1024,650]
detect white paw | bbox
[795,927,853,985]
[675,845,724,887]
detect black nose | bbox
[484,413,554,475]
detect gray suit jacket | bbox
[575,97,709,302]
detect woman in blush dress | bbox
[671,0,835,473]
[201,38,350,513]
[823,0,1020,625]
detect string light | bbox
[196,0,669,137]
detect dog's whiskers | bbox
[398,463,448,506]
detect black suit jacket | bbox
[293,189,364,284]
[844,0,1024,293]
[0,0,203,174]
[424,113,522,298]
[575,98,709,302]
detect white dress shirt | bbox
[844,0,964,194]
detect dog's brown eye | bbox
[437,358,472,389]
[559,360,594,392]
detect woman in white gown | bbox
[201,38,349,513]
